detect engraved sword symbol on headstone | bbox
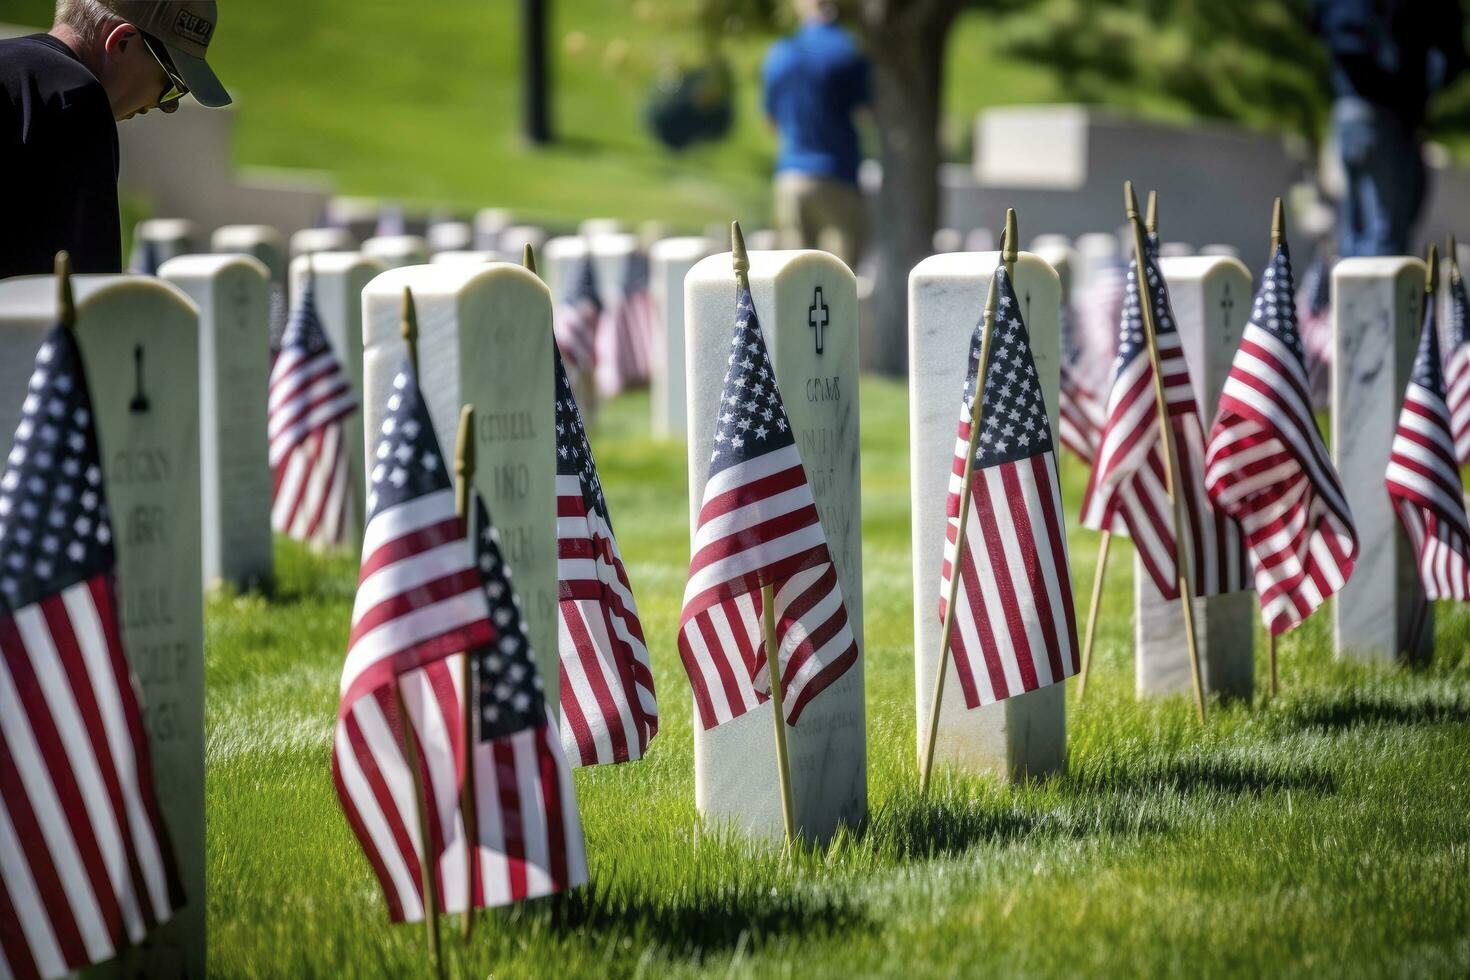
[130,344,150,413]
[809,286,829,355]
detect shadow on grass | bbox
[1273,688,1470,731]
[1067,752,1338,797]
[542,879,869,955]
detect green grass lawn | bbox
[205,378,1470,978]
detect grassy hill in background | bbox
[5,0,1056,229]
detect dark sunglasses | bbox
[139,31,189,105]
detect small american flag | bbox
[554,254,601,380]
[1078,258,1125,392]
[1442,265,1470,466]
[1295,250,1333,409]
[1058,301,1105,464]
[1205,241,1358,634]
[553,350,659,766]
[677,282,858,729]
[464,492,587,906]
[1081,235,1249,599]
[595,251,655,397]
[331,359,495,923]
[939,264,1079,706]
[0,324,182,980]
[1386,297,1470,600]
[268,274,358,547]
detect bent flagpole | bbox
[454,404,478,940]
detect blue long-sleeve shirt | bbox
[762,21,870,184]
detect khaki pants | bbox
[774,173,865,269]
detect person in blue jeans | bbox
[1314,0,1466,258]
[762,0,871,268]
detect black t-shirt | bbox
[0,33,122,279]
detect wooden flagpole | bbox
[1125,182,1207,724]
[1266,197,1286,702]
[1080,204,1159,701]
[1402,244,1441,666]
[453,405,478,941]
[918,210,1015,794]
[732,220,796,844]
[398,288,444,972]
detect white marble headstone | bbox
[1332,257,1430,661]
[0,275,205,977]
[289,227,357,259]
[588,232,638,310]
[684,249,865,844]
[908,251,1066,780]
[501,224,547,257]
[361,264,560,699]
[649,237,715,437]
[431,250,504,266]
[474,208,514,250]
[211,224,285,283]
[159,255,274,592]
[361,235,430,270]
[289,252,385,546]
[578,218,623,239]
[541,235,586,305]
[1133,256,1255,700]
[427,221,475,254]
[132,218,197,270]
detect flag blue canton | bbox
[1252,244,1305,362]
[563,254,603,312]
[0,325,113,614]
[366,361,449,516]
[1302,252,1331,318]
[1412,297,1446,394]
[1451,275,1470,350]
[968,266,1053,467]
[708,284,795,474]
[621,251,650,296]
[278,274,332,357]
[471,493,547,740]
[1114,240,1180,372]
[554,350,610,522]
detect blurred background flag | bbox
[553,351,658,767]
[0,319,182,980]
[1205,237,1357,635]
[330,359,493,923]
[554,254,602,380]
[1294,249,1334,408]
[1442,252,1470,467]
[677,280,857,729]
[938,263,1079,707]
[595,249,655,397]
[267,273,358,548]
[1058,300,1105,464]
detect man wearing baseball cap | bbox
[0,1,231,279]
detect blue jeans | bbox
[1334,97,1426,258]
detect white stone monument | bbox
[0,274,205,977]
[1333,257,1431,661]
[908,251,1066,780]
[431,250,503,266]
[500,224,547,257]
[684,248,865,844]
[211,224,285,283]
[289,226,357,258]
[288,252,384,543]
[541,235,587,302]
[427,221,474,254]
[132,218,197,270]
[578,218,623,238]
[361,234,430,269]
[588,232,638,310]
[1131,256,1256,699]
[474,207,514,250]
[361,264,561,697]
[159,255,274,592]
[649,237,715,437]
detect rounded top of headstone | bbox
[578,218,623,238]
[588,231,639,257]
[288,251,386,279]
[543,236,589,260]
[211,225,284,251]
[158,252,271,283]
[475,207,513,231]
[361,261,550,347]
[687,247,855,289]
[0,273,198,322]
[1333,255,1426,279]
[1157,253,1252,283]
[500,225,547,251]
[1200,244,1241,259]
[1075,232,1119,260]
[1030,233,1072,252]
[431,250,503,265]
[362,235,430,261]
[290,227,358,257]
[427,222,475,253]
[650,237,716,262]
[909,250,1060,290]
[137,218,198,240]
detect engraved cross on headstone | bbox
[130,344,150,414]
[809,286,829,355]
[1220,281,1234,331]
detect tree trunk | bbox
[861,1,960,376]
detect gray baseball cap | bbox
[104,1,231,107]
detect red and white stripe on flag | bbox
[1386,305,1470,601]
[1205,243,1357,634]
[555,298,600,378]
[556,474,659,766]
[1059,367,1105,464]
[595,288,655,397]
[0,578,182,980]
[1443,274,1470,467]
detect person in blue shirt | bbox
[762,0,871,268]
[1313,0,1466,258]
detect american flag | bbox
[1058,301,1105,464]
[1204,241,1358,634]
[939,264,1079,707]
[677,282,858,729]
[1078,258,1125,391]
[595,251,655,397]
[268,274,358,547]
[331,359,495,923]
[553,350,659,766]
[1080,235,1249,599]
[1386,296,1470,600]
[0,324,182,980]
[1442,264,1470,467]
[1295,250,1333,409]
[128,238,160,277]
[554,254,601,379]
[463,492,587,907]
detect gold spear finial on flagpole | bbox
[1427,243,1440,296]
[401,287,420,377]
[1271,197,1286,253]
[732,220,751,294]
[56,251,76,331]
[1002,208,1019,282]
[523,242,537,275]
[1449,235,1461,287]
